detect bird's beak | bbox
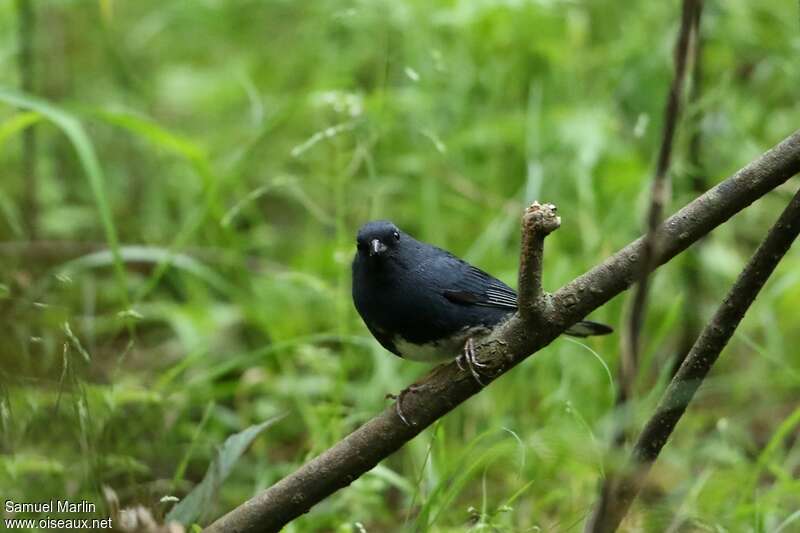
[369,239,387,256]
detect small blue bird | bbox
[352,220,612,422]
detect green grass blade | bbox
[0,111,41,150]
[59,245,234,294]
[88,108,208,168]
[166,414,286,525]
[0,88,128,306]
[83,107,230,303]
[172,401,215,490]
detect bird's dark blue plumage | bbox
[352,220,611,363]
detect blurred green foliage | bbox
[1,0,799,531]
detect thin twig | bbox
[676,1,707,371]
[203,130,800,533]
[517,201,561,318]
[585,186,800,533]
[622,0,700,402]
[687,3,705,196]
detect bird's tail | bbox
[565,320,613,337]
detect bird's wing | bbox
[437,255,518,310]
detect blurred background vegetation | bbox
[1,0,798,531]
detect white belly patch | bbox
[394,338,455,362]
[392,326,490,363]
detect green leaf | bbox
[166,414,285,525]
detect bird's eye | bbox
[357,242,367,251]
[392,231,400,241]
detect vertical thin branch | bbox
[586,187,800,532]
[676,2,706,371]
[686,4,705,197]
[621,0,700,401]
[595,1,702,527]
[16,0,38,239]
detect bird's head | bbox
[355,220,403,259]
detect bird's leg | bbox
[456,337,489,387]
[386,384,423,426]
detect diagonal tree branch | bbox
[204,129,800,533]
[585,186,800,533]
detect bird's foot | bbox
[455,337,489,387]
[386,384,422,426]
